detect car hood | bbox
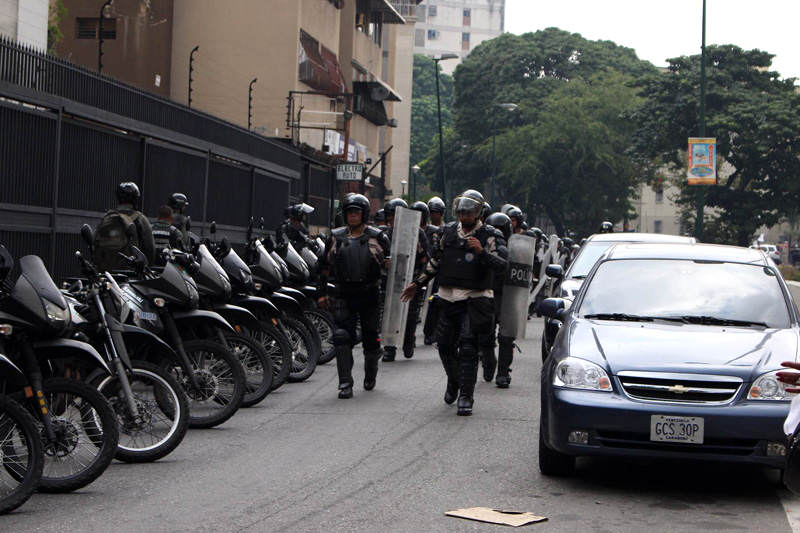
[568,318,799,381]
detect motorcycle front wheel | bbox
[0,395,43,515]
[223,331,273,408]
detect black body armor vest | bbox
[332,226,381,287]
[438,224,493,290]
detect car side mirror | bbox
[545,264,564,279]
[80,224,95,247]
[540,298,566,321]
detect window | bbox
[427,29,439,40]
[462,32,470,51]
[653,220,663,233]
[428,4,437,17]
[415,29,425,47]
[76,17,116,39]
[416,5,426,21]
[463,8,471,26]
[655,188,664,203]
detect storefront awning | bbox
[371,0,405,24]
[353,79,402,103]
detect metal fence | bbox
[0,37,334,281]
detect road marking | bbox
[779,489,800,532]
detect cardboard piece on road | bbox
[445,507,547,527]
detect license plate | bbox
[650,415,704,444]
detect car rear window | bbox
[579,259,791,328]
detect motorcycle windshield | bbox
[131,261,197,307]
[283,243,310,283]
[251,241,283,289]
[195,244,232,299]
[10,255,70,332]
[270,251,290,283]
[314,237,325,259]
[220,248,254,291]
[300,247,318,272]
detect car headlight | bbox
[554,357,612,391]
[748,370,793,400]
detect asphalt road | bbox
[5,321,797,532]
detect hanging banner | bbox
[687,137,717,185]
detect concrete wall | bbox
[386,22,414,199]
[1,0,48,50]
[634,183,682,236]
[0,0,19,41]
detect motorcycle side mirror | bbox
[209,221,216,235]
[80,224,95,247]
[545,264,564,279]
[168,226,182,249]
[539,298,566,321]
[0,244,13,282]
[129,245,148,270]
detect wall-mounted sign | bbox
[336,163,364,182]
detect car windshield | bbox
[579,259,791,329]
[566,241,620,278]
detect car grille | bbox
[617,372,742,404]
[595,430,759,456]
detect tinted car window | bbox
[567,242,618,278]
[579,259,791,328]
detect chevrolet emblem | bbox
[668,384,690,394]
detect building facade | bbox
[413,0,504,75]
[632,183,682,236]
[0,0,48,50]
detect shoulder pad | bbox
[483,223,501,237]
[332,227,349,238]
[365,225,383,237]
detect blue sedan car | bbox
[539,243,796,476]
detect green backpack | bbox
[92,209,139,271]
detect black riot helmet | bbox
[520,221,529,230]
[410,201,429,225]
[288,203,315,221]
[485,212,512,241]
[600,221,614,234]
[168,192,189,213]
[117,182,141,208]
[501,204,515,216]
[562,237,574,248]
[529,227,543,240]
[342,194,370,223]
[374,208,386,224]
[427,196,446,214]
[507,205,523,222]
[480,202,492,221]
[384,198,408,218]
[452,189,484,217]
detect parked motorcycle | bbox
[0,385,43,514]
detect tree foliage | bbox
[630,45,800,244]
[410,55,453,169]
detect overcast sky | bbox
[505,0,800,84]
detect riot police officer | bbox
[151,205,174,257]
[422,196,446,345]
[507,206,525,234]
[382,198,428,361]
[484,212,515,387]
[402,189,507,416]
[317,194,390,399]
[477,212,509,383]
[599,221,614,233]
[280,203,315,251]
[168,193,190,249]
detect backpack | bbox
[92,209,139,271]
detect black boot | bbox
[382,346,396,362]
[496,336,514,389]
[403,344,415,359]
[444,381,459,404]
[424,335,435,346]
[457,395,473,416]
[482,350,497,382]
[338,384,353,399]
[496,374,511,388]
[364,350,379,391]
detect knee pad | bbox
[459,335,478,360]
[333,328,352,347]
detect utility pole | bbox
[248,78,258,130]
[188,46,199,107]
[433,54,458,213]
[695,0,707,241]
[97,0,113,73]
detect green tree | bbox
[48,0,67,55]
[630,45,800,245]
[410,55,453,170]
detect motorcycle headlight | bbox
[554,357,612,391]
[43,299,70,327]
[749,370,793,400]
[559,287,574,298]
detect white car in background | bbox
[751,244,781,265]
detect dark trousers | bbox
[479,291,515,378]
[436,297,494,398]
[401,288,425,355]
[331,287,381,387]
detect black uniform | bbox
[382,225,429,360]
[478,225,509,382]
[422,223,442,345]
[319,225,390,393]
[279,220,311,252]
[413,220,507,410]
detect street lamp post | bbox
[491,102,518,207]
[433,53,458,213]
[695,0,708,241]
[248,78,258,131]
[188,45,199,108]
[401,180,408,198]
[411,164,420,203]
[97,0,113,73]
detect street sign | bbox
[336,163,364,182]
[687,137,717,185]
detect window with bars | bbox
[427,29,439,40]
[463,8,471,26]
[654,220,663,233]
[75,17,117,39]
[428,4,437,17]
[462,32,470,50]
[415,29,425,47]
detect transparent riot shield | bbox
[530,234,561,304]
[381,207,422,347]
[499,234,537,339]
